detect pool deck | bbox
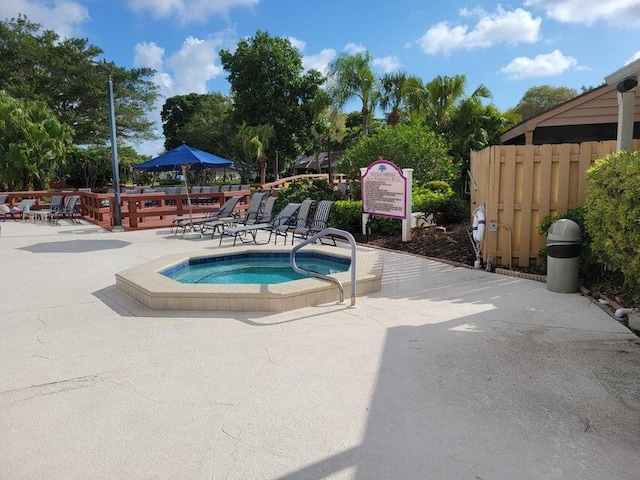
[1,220,639,479]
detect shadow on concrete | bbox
[91,248,640,478]
[271,314,640,479]
[18,239,131,253]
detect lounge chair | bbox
[219,202,301,246]
[2,198,36,221]
[51,195,81,223]
[291,200,335,245]
[200,191,266,239]
[273,198,314,244]
[259,196,277,223]
[172,195,241,237]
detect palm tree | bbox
[238,124,274,184]
[327,51,377,136]
[424,75,467,130]
[379,72,408,126]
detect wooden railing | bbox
[1,174,346,231]
[1,189,252,231]
[260,173,347,191]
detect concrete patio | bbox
[1,220,639,479]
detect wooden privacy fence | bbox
[469,140,640,268]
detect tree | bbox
[337,123,453,185]
[0,91,73,191]
[510,85,579,120]
[307,89,332,172]
[220,30,324,171]
[447,99,515,189]
[237,124,275,184]
[379,72,408,126]
[0,16,159,145]
[327,51,377,136]
[402,74,514,185]
[59,145,147,189]
[162,92,235,154]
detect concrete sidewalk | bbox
[1,220,639,479]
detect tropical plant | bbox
[327,51,377,136]
[237,124,275,184]
[0,91,73,190]
[379,72,408,126]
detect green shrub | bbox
[330,200,363,232]
[412,181,466,225]
[537,206,595,277]
[337,123,454,185]
[370,216,402,235]
[584,150,640,297]
[274,178,340,212]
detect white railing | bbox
[290,228,357,306]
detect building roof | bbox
[293,151,344,171]
[500,57,640,146]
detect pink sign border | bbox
[361,159,407,219]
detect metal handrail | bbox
[290,228,357,306]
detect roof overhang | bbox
[605,58,640,86]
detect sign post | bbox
[361,159,413,242]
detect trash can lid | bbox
[547,218,581,243]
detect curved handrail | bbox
[290,228,357,306]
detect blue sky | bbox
[3,0,640,156]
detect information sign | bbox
[361,159,407,219]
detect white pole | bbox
[402,169,413,242]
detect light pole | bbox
[92,61,123,230]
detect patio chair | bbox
[291,200,335,245]
[52,195,81,223]
[172,195,241,237]
[2,198,36,221]
[274,198,314,244]
[259,196,277,223]
[219,202,301,246]
[200,191,266,239]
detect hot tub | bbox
[116,244,383,312]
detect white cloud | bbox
[524,0,640,27]
[344,43,366,54]
[417,6,541,55]
[626,51,640,64]
[372,56,401,73]
[128,0,260,24]
[287,36,306,52]
[500,49,578,79]
[0,0,89,38]
[302,49,336,75]
[134,36,225,96]
[132,31,233,156]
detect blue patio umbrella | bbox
[133,144,234,172]
[133,144,235,230]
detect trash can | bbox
[546,219,581,293]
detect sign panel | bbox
[361,159,407,219]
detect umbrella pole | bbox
[182,165,194,231]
